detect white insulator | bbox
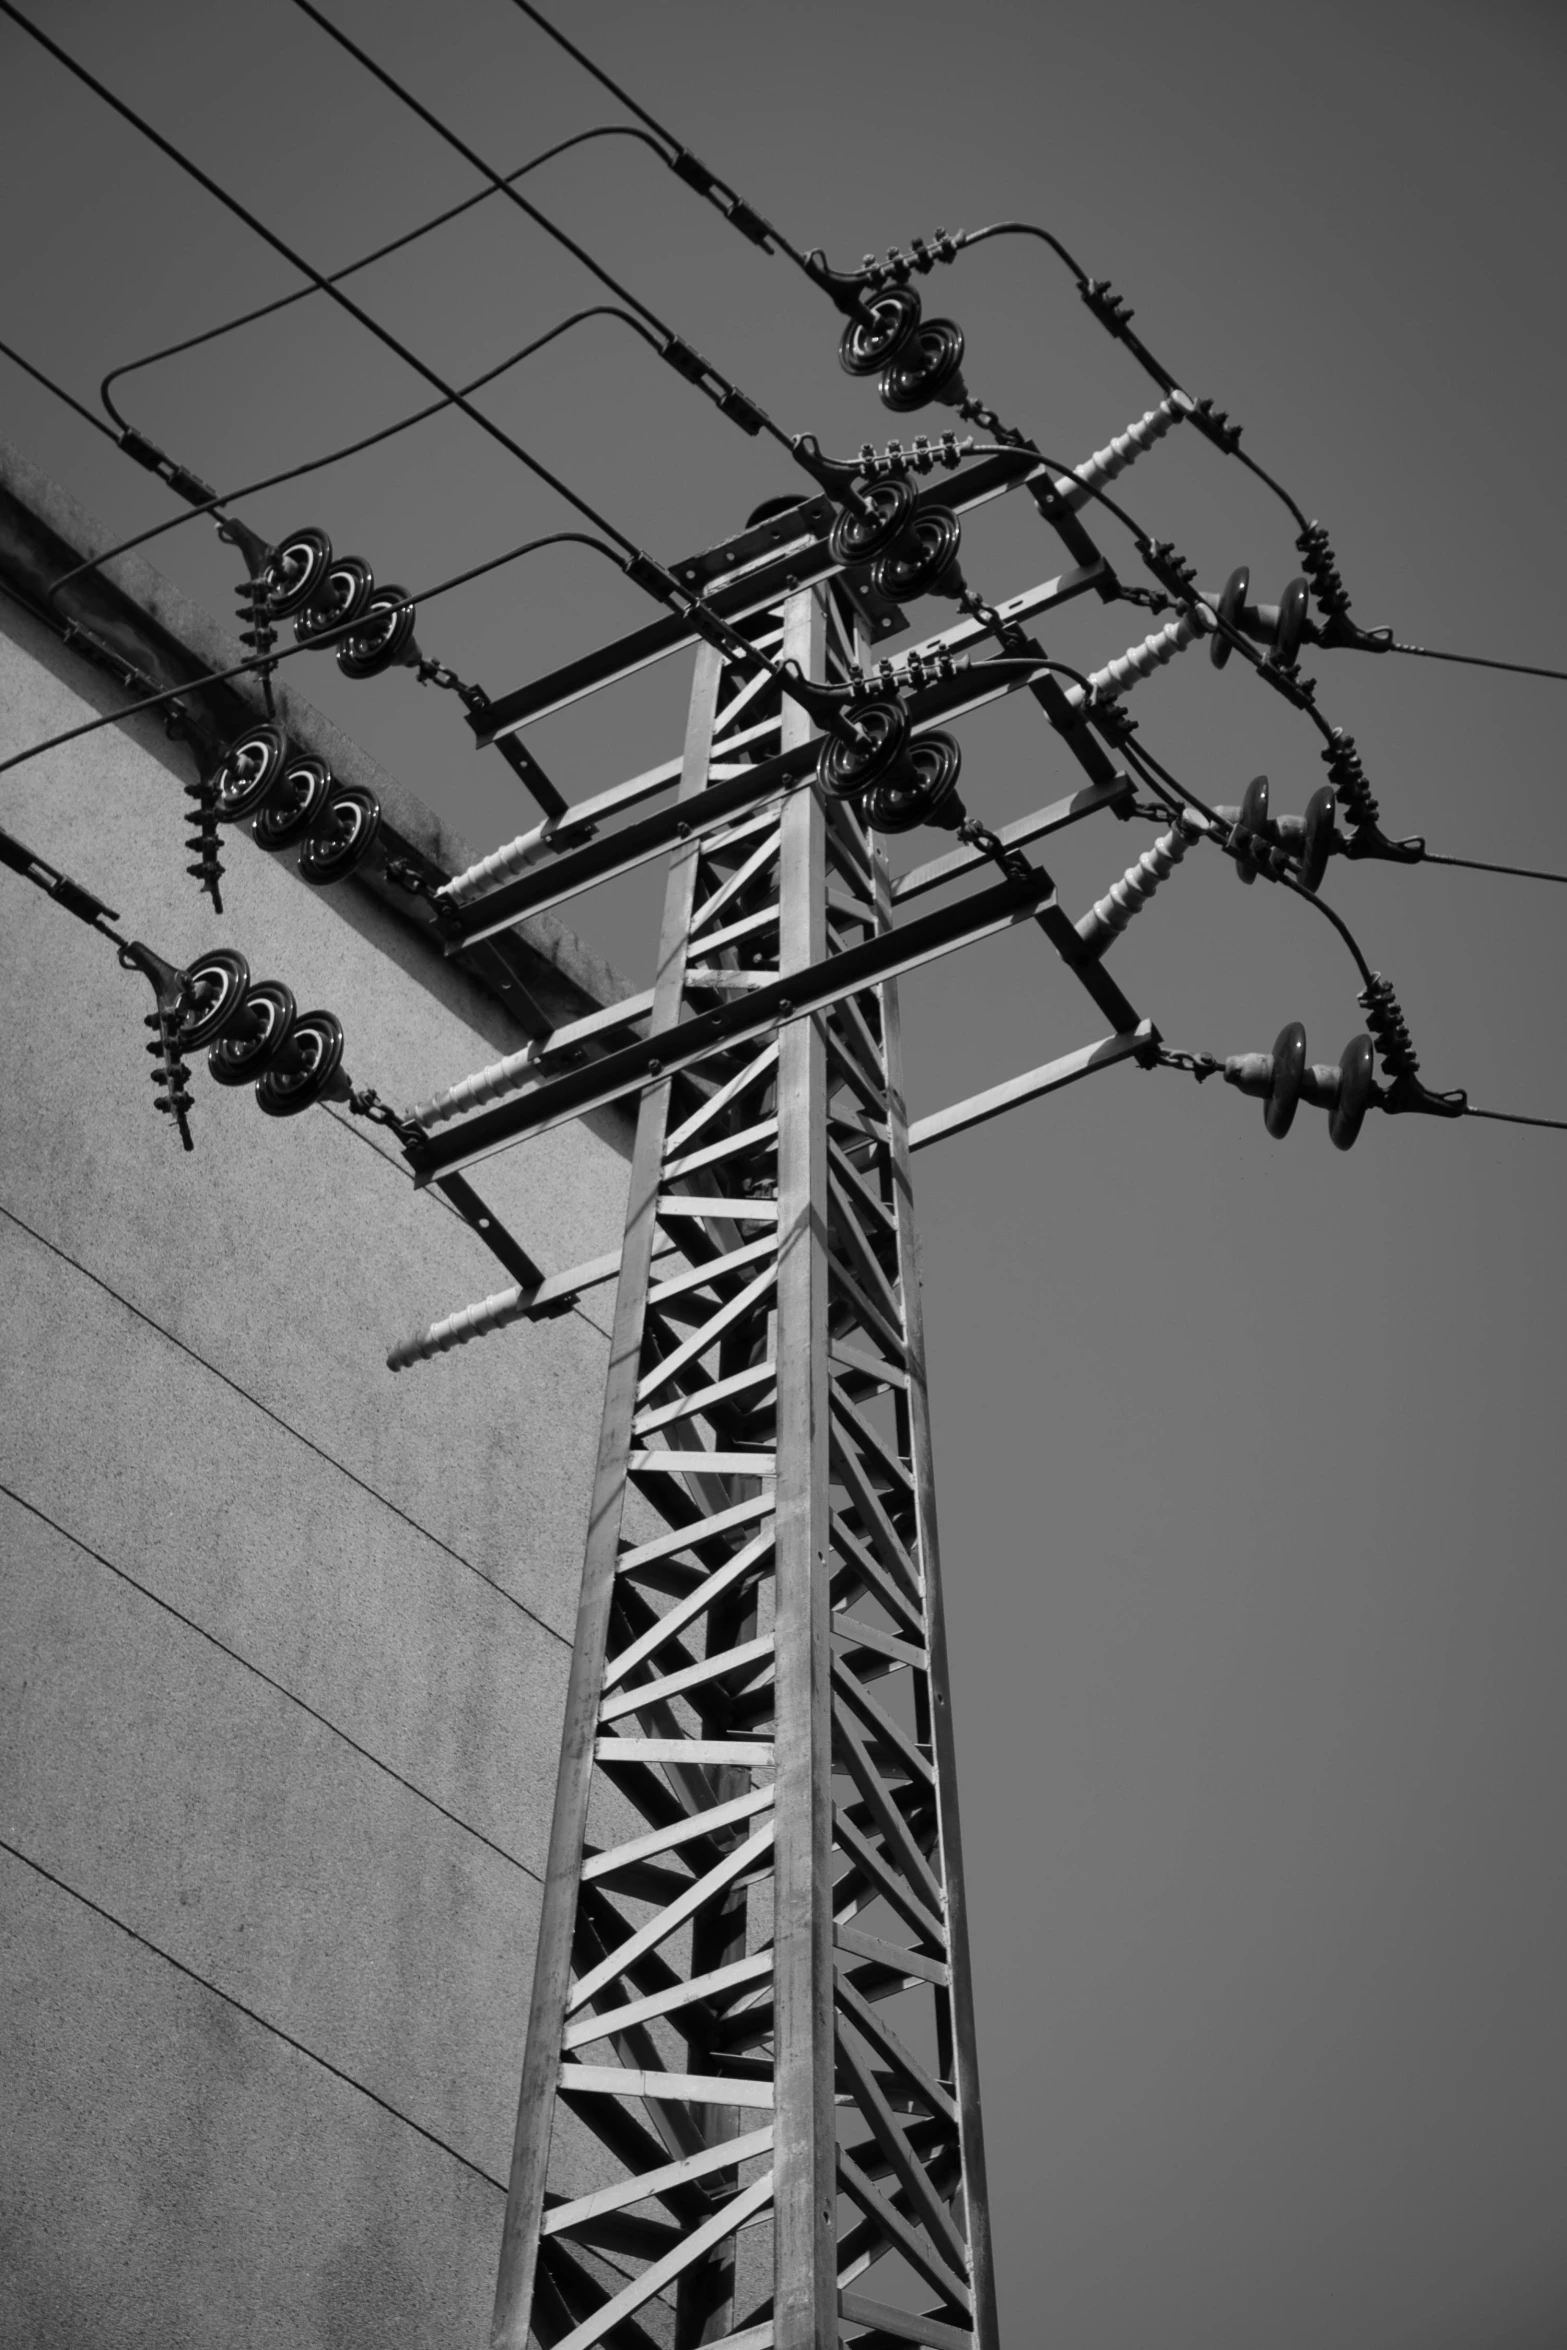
[1070,393,1190,495]
[409,1041,543,1129]
[1066,605,1210,710]
[438,823,554,906]
[1076,820,1195,956]
[387,1279,535,1371]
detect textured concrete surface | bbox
[0,464,639,2343]
[0,1850,503,2350]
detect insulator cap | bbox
[878,320,967,414]
[840,285,922,377]
[817,699,909,800]
[209,981,297,1086]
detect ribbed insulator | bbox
[1067,606,1208,709]
[408,1041,542,1129]
[388,1280,535,1371]
[1075,818,1195,956]
[1070,394,1189,495]
[439,825,549,907]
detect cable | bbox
[0,333,119,440]
[0,531,624,784]
[0,5,646,562]
[1466,1106,1567,1132]
[0,4,845,717]
[48,307,659,606]
[503,0,818,279]
[1387,640,1567,685]
[98,126,666,431]
[1423,851,1567,886]
[287,0,793,455]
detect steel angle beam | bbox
[449,559,1110,912]
[908,1023,1157,1152]
[892,776,1131,905]
[445,740,816,947]
[470,449,1054,744]
[411,864,1128,1178]
[445,602,1113,950]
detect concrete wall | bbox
[0,463,636,2346]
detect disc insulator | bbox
[839,285,922,378]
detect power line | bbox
[0,333,118,440]
[0,4,646,563]
[504,0,814,275]
[0,4,845,721]
[1388,640,1567,686]
[287,0,792,455]
[98,126,666,431]
[48,307,661,605]
[1424,851,1567,887]
[1466,1106,1567,1132]
[0,530,624,783]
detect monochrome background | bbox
[3,5,1564,2346]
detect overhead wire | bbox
[0,334,119,441]
[1385,640,1567,686]
[286,0,798,459]
[48,307,662,605]
[0,531,626,784]
[502,0,817,279]
[1465,1106,1567,1132]
[468,7,1567,700]
[0,4,642,553]
[97,125,667,432]
[0,1,836,718]
[1421,851,1567,886]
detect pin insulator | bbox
[1075,816,1197,959]
[1071,395,1189,495]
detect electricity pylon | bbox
[393,421,1199,2347]
[484,571,997,2350]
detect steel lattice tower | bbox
[484,574,996,2350]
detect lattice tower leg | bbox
[491,580,998,2350]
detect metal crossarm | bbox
[490,580,998,2350]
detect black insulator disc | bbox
[1210,564,1250,669]
[1232,772,1271,885]
[208,980,297,1086]
[816,699,909,800]
[257,1009,346,1118]
[1264,1020,1309,1139]
[293,556,376,648]
[336,586,418,680]
[872,507,963,602]
[177,948,251,1050]
[1274,575,1311,666]
[260,526,333,620]
[840,285,923,377]
[827,476,919,568]
[297,785,382,885]
[1298,784,1338,892]
[862,733,964,835]
[878,320,966,414]
[253,756,335,851]
[1329,1033,1377,1151]
[212,722,289,823]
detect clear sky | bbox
[4,4,1566,2345]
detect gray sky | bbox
[4,4,1566,2344]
